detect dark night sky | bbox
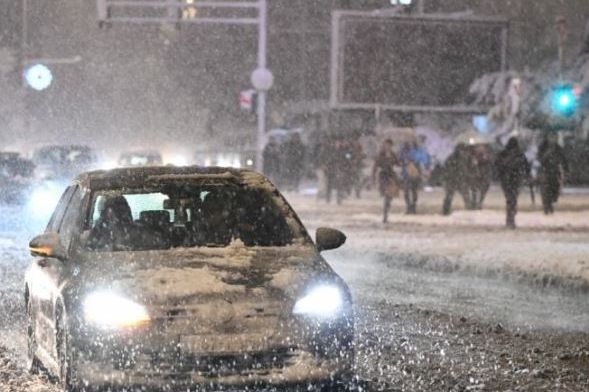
[1,0,588,154]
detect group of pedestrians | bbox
[371,138,431,223]
[442,143,494,215]
[264,131,568,229]
[444,136,568,228]
[316,137,366,204]
[263,133,306,191]
[372,135,568,228]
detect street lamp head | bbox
[251,67,274,91]
[24,63,53,91]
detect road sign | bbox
[240,89,256,111]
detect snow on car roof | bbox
[75,166,268,190]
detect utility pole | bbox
[21,0,29,134]
[556,16,567,81]
[417,0,425,14]
[253,0,270,173]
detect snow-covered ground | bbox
[287,186,589,291]
[0,187,587,391]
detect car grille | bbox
[150,346,298,377]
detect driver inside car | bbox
[88,195,135,251]
[191,191,235,246]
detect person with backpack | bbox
[372,139,400,223]
[399,140,430,214]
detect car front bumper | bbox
[74,347,353,390]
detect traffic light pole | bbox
[556,16,567,81]
[97,0,270,172]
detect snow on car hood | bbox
[75,240,329,304]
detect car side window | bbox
[45,186,75,233]
[58,186,85,251]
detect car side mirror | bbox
[29,233,67,260]
[316,228,346,252]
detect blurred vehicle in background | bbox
[118,150,163,167]
[194,148,256,169]
[0,152,36,205]
[32,145,98,181]
[28,145,98,225]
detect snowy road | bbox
[1,188,588,391]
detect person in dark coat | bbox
[324,138,349,204]
[263,137,281,185]
[537,136,568,214]
[466,144,493,210]
[349,139,367,199]
[372,139,400,223]
[442,143,472,215]
[495,137,531,229]
[281,133,306,192]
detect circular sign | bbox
[25,64,53,91]
[251,67,274,91]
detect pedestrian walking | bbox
[495,137,531,229]
[400,140,430,214]
[537,136,568,214]
[281,133,306,192]
[350,139,367,199]
[372,139,400,223]
[319,137,346,204]
[263,137,281,185]
[466,144,493,210]
[442,143,472,215]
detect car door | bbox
[46,185,86,358]
[30,186,75,354]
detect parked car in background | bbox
[0,152,35,204]
[32,145,98,181]
[118,150,163,167]
[194,148,256,169]
[28,145,98,223]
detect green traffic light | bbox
[551,85,577,117]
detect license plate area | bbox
[179,334,278,355]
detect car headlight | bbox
[293,286,344,318]
[83,292,151,330]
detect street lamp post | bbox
[96,0,272,172]
[251,0,272,172]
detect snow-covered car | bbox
[24,166,354,391]
[118,150,163,167]
[0,152,35,204]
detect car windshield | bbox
[85,184,302,252]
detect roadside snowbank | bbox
[287,188,589,291]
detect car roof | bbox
[74,166,270,191]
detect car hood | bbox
[74,241,336,305]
